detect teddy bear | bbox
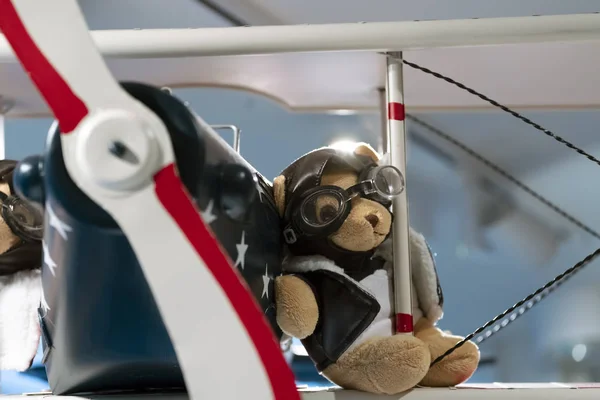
[272,142,480,395]
[0,159,44,371]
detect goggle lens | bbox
[0,195,44,241]
[372,165,405,197]
[301,191,345,228]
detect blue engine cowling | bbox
[13,82,283,395]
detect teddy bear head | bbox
[0,160,43,276]
[273,142,404,261]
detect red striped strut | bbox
[395,313,414,333]
[388,102,406,122]
[0,1,299,399]
[386,53,413,335]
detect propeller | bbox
[0,1,298,399]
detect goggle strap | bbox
[347,181,377,198]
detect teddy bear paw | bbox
[420,336,480,387]
[323,335,431,395]
[275,275,319,339]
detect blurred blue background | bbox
[0,345,48,394]
[2,0,600,393]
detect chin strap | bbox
[289,236,387,282]
[0,1,298,399]
[0,241,42,277]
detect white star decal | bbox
[43,241,57,277]
[262,264,271,299]
[234,231,249,270]
[201,199,218,225]
[40,288,51,316]
[47,203,72,241]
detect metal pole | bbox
[0,97,12,160]
[378,87,388,155]
[0,115,4,160]
[386,52,413,335]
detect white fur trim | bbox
[374,229,444,323]
[284,255,362,286]
[283,255,374,297]
[284,227,444,324]
[426,305,444,323]
[0,269,42,371]
[409,228,444,323]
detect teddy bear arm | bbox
[275,274,319,339]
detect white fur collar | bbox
[282,254,385,301]
[283,254,365,290]
[0,269,42,371]
[283,227,444,324]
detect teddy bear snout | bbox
[365,214,379,228]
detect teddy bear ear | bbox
[353,142,381,162]
[273,175,286,217]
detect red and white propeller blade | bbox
[0,1,298,399]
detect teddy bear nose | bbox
[365,214,379,228]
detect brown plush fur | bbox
[273,175,286,217]
[274,142,479,394]
[320,166,391,252]
[415,318,480,387]
[275,275,319,339]
[323,334,430,395]
[0,182,22,254]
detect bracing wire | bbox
[430,247,600,367]
[386,56,600,367]
[410,114,600,365]
[407,115,600,241]
[398,57,600,168]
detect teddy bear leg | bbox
[415,318,480,387]
[322,334,430,395]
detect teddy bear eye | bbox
[319,204,338,223]
[303,192,343,226]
